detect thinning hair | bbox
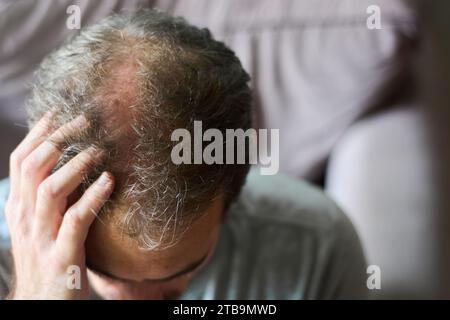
[26,9,252,250]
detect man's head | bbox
[26,9,252,298]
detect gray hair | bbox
[26,9,252,250]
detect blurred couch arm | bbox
[325,105,443,298]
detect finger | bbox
[34,146,104,236]
[20,115,89,211]
[57,172,114,254]
[45,114,89,150]
[9,112,52,198]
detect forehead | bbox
[84,197,224,282]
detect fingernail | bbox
[72,114,89,127]
[87,145,102,153]
[98,172,112,187]
[43,110,53,119]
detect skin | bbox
[85,197,223,300]
[5,113,223,300]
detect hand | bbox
[5,114,114,299]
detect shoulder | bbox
[225,169,368,299]
[233,169,349,234]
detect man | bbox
[0,9,367,299]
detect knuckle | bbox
[65,209,84,231]
[21,155,38,178]
[37,181,56,200]
[49,255,67,273]
[10,150,24,171]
